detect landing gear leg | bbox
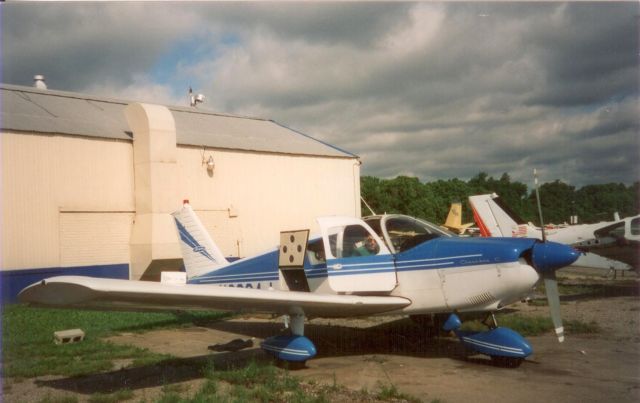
[481,312,498,329]
[290,310,305,337]
[410,313,447,337]
[284,309,308,369]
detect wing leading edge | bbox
[18,276,411,317]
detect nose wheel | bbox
[443,313,532,368]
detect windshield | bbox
[364,215,453,253]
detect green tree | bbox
[529,180,576,225]
[361,174,639,226]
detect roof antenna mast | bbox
[189,86,205,107]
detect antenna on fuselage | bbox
[533,168,547,242]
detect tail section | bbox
[468,194,525,238]
[172,202,229,279]
[442,202,474,234]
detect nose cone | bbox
[531,241,580,273]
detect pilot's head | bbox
[365,235,379,254]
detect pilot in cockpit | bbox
[353,234,380,256]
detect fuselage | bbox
[188,234,542,317]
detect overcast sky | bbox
[2,1,638,187]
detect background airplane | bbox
[20,202,579,367]
[441,202,475,235]
[469,193,639,272]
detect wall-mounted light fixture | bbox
[206,155,215,172]
[201,147,215,175]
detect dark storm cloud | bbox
[524,2,638,107]
[2,3,195,90]
[197,2,413,48]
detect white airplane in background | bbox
[20,201,580,367]
[469,193,640,272]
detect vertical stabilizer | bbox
[469,194,520,237]
[442,202,474,234]
[444,202,463,228]
[171,202,229,279]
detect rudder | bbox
[172,202,229,279]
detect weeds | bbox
[376,382,422,402]
[164,360,425,402]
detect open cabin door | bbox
[318,216,396,293]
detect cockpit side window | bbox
[342,225,380,257]
[325,224,382,259]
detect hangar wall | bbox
[2,132,135,270]
[176,146,362,255]
[1,98,360,301]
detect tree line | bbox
[360,173,639,226]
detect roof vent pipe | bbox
[33,75,47,89]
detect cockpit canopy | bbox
[364,214,455,254]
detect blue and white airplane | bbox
[19,202,579,367]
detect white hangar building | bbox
[1,83,361,302]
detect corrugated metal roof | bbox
[0,84,356,158]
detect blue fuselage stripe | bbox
[188,254,512,285]
[188,235,537,286]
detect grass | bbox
[87,389,134,403]
[459,313,600,336]
[2,304,229,378]
[376,382,422,403]
[206,361,311,402]
[3,305,426,402]
[37,395,79,403]
[151,360,425,403]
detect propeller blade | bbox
[543,272,564,342]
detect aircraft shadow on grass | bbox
[37,318,487,395]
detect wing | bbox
[18,276,410,318]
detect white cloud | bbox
[379,3,445,56]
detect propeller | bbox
[544,272,564,342]
[533,168,565,343]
